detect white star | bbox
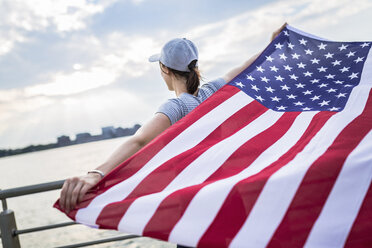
[270,65,279,72]
[329,107,340,111]
[319,100,330,106]
[288,43,295,49]
[277,105,287,110]
[302,107,312,111]
[334,80,344,84]
[275,43,284,49]
[360,42,370,48]
[303,90,313,95]
[297,62,306,69]
[261,76,270,83]
[271,96,281,102]
[318,42,327,50]
[256,66,265,73]
[266,56,274,62]
[303,71,313,77]
[348,72,359,79]
[283,65,292,71]
[327,88,337,93]
[338,44,348,51]
[251,84,260,91]
[319,83,328,88]
[246,75,255,81]
[299,38,308,45]
[287,94,297,99]
[339,67,350,73]
[311,58,320,64]
[354,57,364,63]
[281,85,290,91]
[324,52,334,59]
[291,53,300,59]
[289,74,299,80]
[294,101,305,106]
[295,83,305,88]
[346,51,356,57]
[235,82,245,88]
[275,75,284,82]
[305,49,313,55]
[279,53,287,60]
[266,86,275,93]
[283,30,289,36]
[310,95,321,101]
[255,95,265,101]
[310,79,320,84]
[317,66,327,72]
[332,60,342,66]
[325,74,335,79]
[336,93,347,98]
[344,84,353,87]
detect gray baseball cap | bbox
[149,38,198,72]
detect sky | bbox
[1,0,372,149]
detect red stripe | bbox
[268,91,372,247]
[197,111,336,248]
[96,100,267,229]
[53,85,239,219]
[143,112,300,242]
[344,182,372,247]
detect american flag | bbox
[55,25,372,247]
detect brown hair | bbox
[167,60,201,95]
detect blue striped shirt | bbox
[157,78,226,125]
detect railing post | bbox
[0,206,21,248]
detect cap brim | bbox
[148,54,161,62]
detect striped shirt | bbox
[157,78,226,125]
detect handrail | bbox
[0,179,142,248]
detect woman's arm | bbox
[59,113,171,213]
[222,22,287,83]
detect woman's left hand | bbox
[271,22,288,41]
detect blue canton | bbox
[229,27,371,112]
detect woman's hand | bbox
[59,173,102,213]
[270,22,288,41]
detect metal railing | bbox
[0,180,140,248]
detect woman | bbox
[59,24,285,214]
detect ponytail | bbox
[186,60,200,95]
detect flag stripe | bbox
[142,111,300,241]
[268,90,372,247]
[117,109,284,234]
[96,100,268,229]
[168,111,319,247]
[75,88,250,225]
[229,86,371,248]
[304,130,372,247]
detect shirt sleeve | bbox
[201,77,226,92]
[156,98,185,125]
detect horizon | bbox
[1,0,372,150]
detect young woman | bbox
[59,24,286,215]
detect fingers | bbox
[69,181,84,212]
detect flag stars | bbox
[344,84,353,87]
[319,83,328,88]
[346,51,356,57]
[305,49,313,55]
[289,74,299,80]
[319,100,330,106]
[256,66,265,73]
[310,79,320,84]
[275,43,284,49]
[339,67,350,73]
[336,93,347,98]
[270,65,279,72]
[261,76,270,83]
[271,96,281,102]
[279,53,288,60]
[287,94,297,99]
[325,74,335,79]
[318,42,327,50]
[338,44,348,51]
[317,66,327,72]
[277,105,287,110]
[288,43,295,49]
[275,75,285,82]
[303,90,313,95]
[326,88,337,93]
[235,82,245,88]
[281,84,290,91]
[354,57,364,63]
[246,75,255,81]
[334,80,344,84]
[324,52,334,59]
[310,95,321,101]
[251,84,260,91]
[311,58,320,64]
[297,62,306,69]
[294,101,305,106]
[295,83,305,88]
[332,60,342,66]
[255,95,265,101]
[291,53,300,59]
[348,72,359,79]
[266,56,274,62]
[265,86,275,93]
[283,65,293,71]
[361,42,370,48]
[329,107,340,111]
[304,71,313,77]
[299,38,308,45]
[302,107,312,111]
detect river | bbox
[0,137,175,248]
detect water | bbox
[0,137,175,248]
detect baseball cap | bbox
[149,38,198,72]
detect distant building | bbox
[57,135,71,147]
[75,132,92,144]
[102,126,116,139]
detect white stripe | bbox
[75,91,253,225]
[287,25,329,41]
[304,130,372,248]
[168,111,318,247]
[230,49,372,248]
[117,110,284,234]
